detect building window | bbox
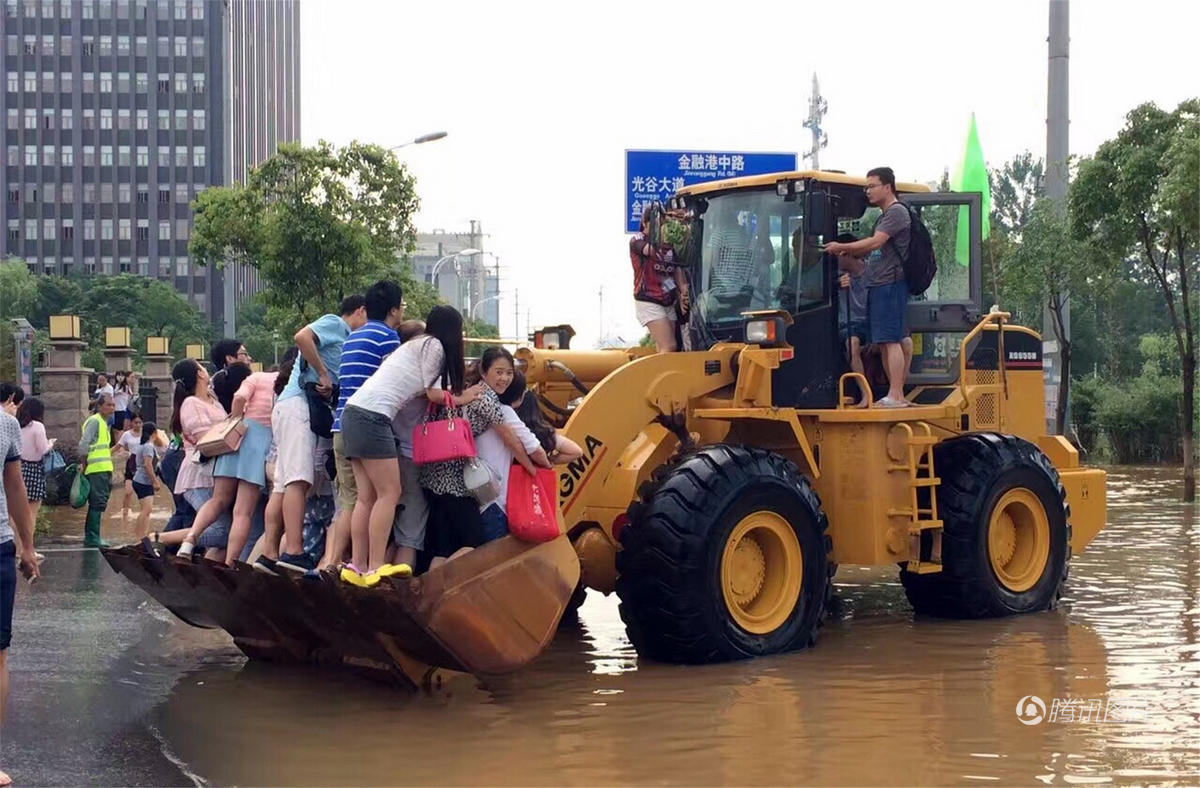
[23,109,35,129]
[174,74,187,93]
[100,72,113,92]
[159,257,172,277]
[100,108,113,129]
[174,183,188,203]
[62,257,74,275]
[4,35,13,54]
[41,35,53,55]
[99,36,112,56]
[6,221,18,242]
[193,146,205,167]
[158,188,169,203]
[100,145,113,165]
[41,0,52,17]
[100,183,113,201]
[117,35,130,56]
[24,148,37,166]
[25,220,38,241]
[23,36,36,55]
[136,109,148,130]
[176,219,189,240]
[101,256,113,274]
[177,256,189,275]
[192,109,205,130]
[190,0,200,18]
[60,72,72,91]
[118,145,130,166]
[157,77,169,93]
[84,257,95,274]
[24,72,37,91]
[61,147,73,166]
[136,72,148,92]
[191,36,203,57]
[119,219,131,240]
[136,146,148,166]
[174,108,187,129]
[61,109,73,130]
[23,184,37,202]
[173,0,184,19]
[117,72,130,92]
[136,187,148,203]
[157,109,170,129]
[61,183,73,202]
[83,109,95,129]
[5,185,17,202]
[118,109,131,130]
[41,71,54,92]
[42,145,56,165]
[4,0,15,18]
[62,221,74,240]
[41,109,54,129]
[155,0,165,19]
[43,183,55,202]
[135,0,145,18]
[135,36,147,56]
[60,36,72,56]
[158,220,169,240]
[5,73,18,92]
[101,219,113,240]
[82,38,94,56]
[156,37,169,57]
[44,219,56,240]
[192,72,205,93]
[136,220,149,241]
[98,0,110,16]
[118,183,131,202]
[157,147,170,166]
[137,256,149,275]
[83,183,95,202]
[174,146,187,167]
[115,0,127,17]
[173,36,187,57]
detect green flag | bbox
[950,113,991,267]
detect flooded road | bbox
[6,466,1199,785]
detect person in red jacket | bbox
[630,204,689,353]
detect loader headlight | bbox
[744,316,790,348]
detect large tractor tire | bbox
[901,433,1070,618]
[615,445,830,664]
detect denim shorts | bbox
[132,480,156,500]
[868,279,909,344]
[1,540,16,650]
[480,503,508,543]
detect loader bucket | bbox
[101,535,581,688]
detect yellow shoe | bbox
[339,567,380,588]
[376,563,413,579]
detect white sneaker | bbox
[876,396,910,409]
[176,541,195,558]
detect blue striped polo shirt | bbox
[332,319,401,432]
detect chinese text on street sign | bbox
[625,149,798,232]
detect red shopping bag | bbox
[506,466,560,542]
[412,391,477,465]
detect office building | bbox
[411,220,501,330]
[1,0,300,327]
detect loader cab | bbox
[674,171,985,407]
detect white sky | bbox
[300,0,1198,347]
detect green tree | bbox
[1004,200,1106,436]
[190,140,420,332]
[1072,98,1199,500]
[78,274,215,368]
[0,260,39,381]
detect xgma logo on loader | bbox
[559,435,606,511]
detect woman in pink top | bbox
[155,359,230,560]
[178,367,277,564]
[16,397,53,521]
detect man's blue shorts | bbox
[1,540,16,650]
[868,279,909,344]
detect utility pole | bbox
[1044,0,1070,433]
[801,73,828,170]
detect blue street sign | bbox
[625,149,798,232]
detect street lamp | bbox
[389,131,448,151]
[430,248,480,288]
[470,294,501,321]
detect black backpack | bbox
[893,203,937,296]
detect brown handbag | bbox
[197,416,246,458]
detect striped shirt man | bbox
[332,319,401,432]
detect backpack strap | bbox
[881,201,912,264]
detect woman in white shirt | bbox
[476,369,550,541]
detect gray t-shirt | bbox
[132,441,158,486]
[867,202,911,287]
[839,270,869,325]
[0,412,21,544]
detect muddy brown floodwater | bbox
[21,466,1200,785]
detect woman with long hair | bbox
[177,362,276,565]
[16,397,52,523]
[155,359,231,560]
[112,371,132,435]
[340,306,486,584]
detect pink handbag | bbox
[411,391,477,465]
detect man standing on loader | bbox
[824,166,911,408]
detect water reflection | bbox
[52,467,1200,783]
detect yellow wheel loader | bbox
[103,170,1107,685]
